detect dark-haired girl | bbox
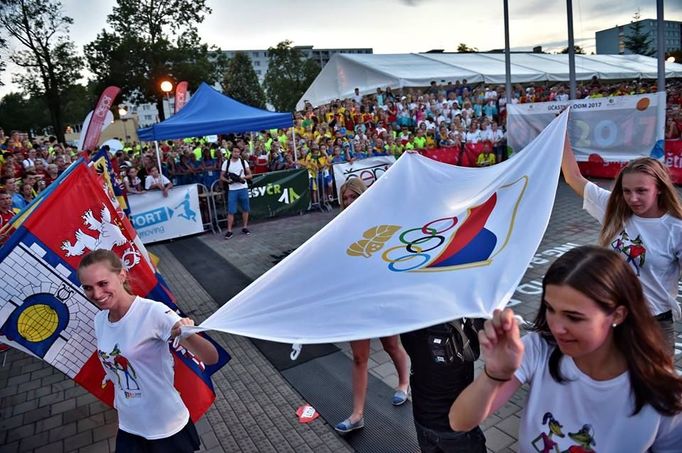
[450,246,682,452]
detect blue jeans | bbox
[414,421,486,453]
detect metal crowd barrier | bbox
[195,183,217,234]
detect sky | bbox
[1,0,681,96]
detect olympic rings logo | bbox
[381,216,458,272]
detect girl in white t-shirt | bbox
[561,142,682,351]
[78,250,219,452]
[450,246,682,453]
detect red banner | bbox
[175,81,189,113]
[82,86,121,152]
[578,140,682,185]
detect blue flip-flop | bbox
[392,389,408,406]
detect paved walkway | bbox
[2,179,681,453]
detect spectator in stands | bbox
[124,167,144,194]
[335,178,410,434]
[0,190,14,226]
[145,166,172,197]
[20,182,34,206]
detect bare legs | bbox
[346,336,410,424]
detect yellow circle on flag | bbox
[17,304,59,342]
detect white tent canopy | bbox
[297,53,682,109]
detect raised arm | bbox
[560,133,588,197]
[449,308,524,431]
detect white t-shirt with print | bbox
[94,296,187,439]
[221,158,249,191]
[583,181,682,318]
[515,333,682,453]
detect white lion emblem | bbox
[61,206,140,269]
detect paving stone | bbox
[49,422,77,442]
[483,426,516,452]
[63,431,92,451]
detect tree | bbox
[0,92,51,134]
[84,0,226,115]
[0,0,83,142]
[560,45,585,54]
[623,10,654,56]
[263,41,320,112]
[222,52,265,108]
[457,43,478,53]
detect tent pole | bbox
[656,0,665,94]
[154,140,163,176]
[292,127,298,162]
[566,0,577,100]
[503,0,512,107]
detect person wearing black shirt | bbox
[400,323,486,452]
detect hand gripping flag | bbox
[0,161,229,421]
[188,110,571,344]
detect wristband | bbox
[484,365,512,383]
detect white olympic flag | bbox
[191,110,570,344]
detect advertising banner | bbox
[507,93,666,164]
[248,168,310,219]
[129,184,204,243]
[332,156,396,199]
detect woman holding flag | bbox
[561,142,682,352]
[78,249,219,452]
[334,178,411,433]
[450,246,682,451]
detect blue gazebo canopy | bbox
[137,82,293,141]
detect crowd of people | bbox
[2,77,682,451]
[2,78,682,216]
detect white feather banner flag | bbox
[191,109,570,344]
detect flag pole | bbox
[154,140,163,176]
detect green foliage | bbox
[0,0,84,142]
[457,43,478,53]
[263,41,320,112]
[623,10,654,56]
[0,83,95,136]
[0,92,51,133]
[84,0,226,106]
[222,52,266,109]
[560,45,585,54]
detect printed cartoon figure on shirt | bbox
[531,412,565,453]
[610,230,646,276]
[563,424,596,453]
[99,344,140,394]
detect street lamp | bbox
[667,56,676,63]
[118,106,129,142]
[160,80,174,119]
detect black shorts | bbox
[115,419,200,453]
